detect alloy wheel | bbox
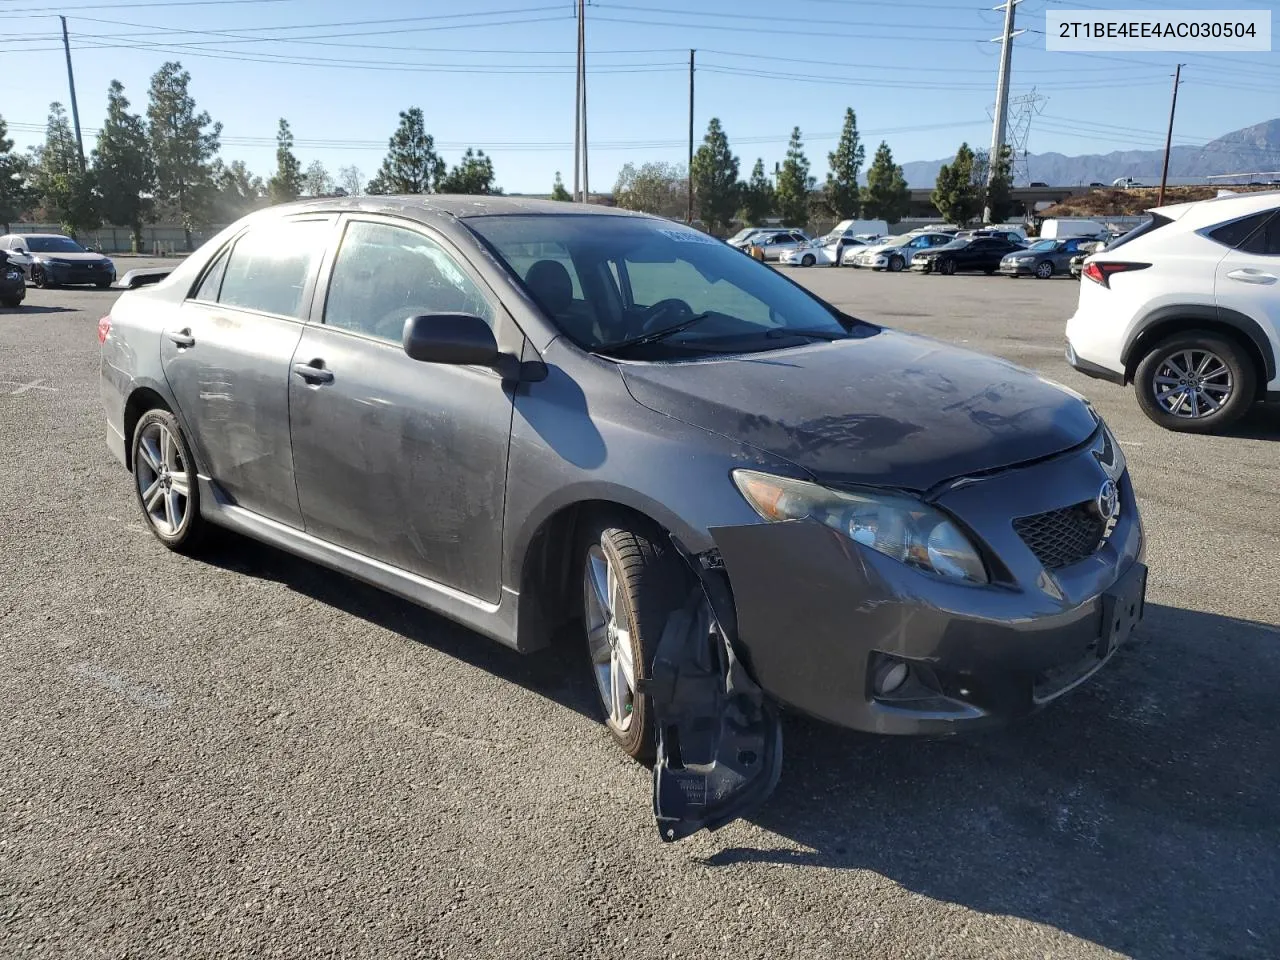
[32,267,47,288]
[135,421,192,537]
[1035,261,1053,279]
[941,258,956,276]
[1152,348,1234,419]
[584,545,636,732]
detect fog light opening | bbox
[874,661,910,696]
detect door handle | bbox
[168,328,195,348]
[1226,268,1278,285]
[292,360,334,384]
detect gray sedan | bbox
[99,196,1145,841]
[999,237,1096,279]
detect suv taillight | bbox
[98,315,111,345]
[1083,261,1150,288]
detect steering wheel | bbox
[637,298,694,333]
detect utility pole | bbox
[580,0,589,202]
[573,1,582,202]
[60,16,86,173]
[687,49,695,224]
[984,0,1022,223]
[1158,64,1184,207]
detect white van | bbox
[1040,218,1106,241]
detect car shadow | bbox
[1219,403,1280,440]
[193,534,601,722]
[702,602,1280,959]
[2,305,75,314]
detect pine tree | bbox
[823,107,864,220]
[550,170,572,201]
[0,115,36,232]
[736,158,775,225]
[92,81,154,250]
[437,148,500,194]
[775,127,814,227]
[268,119,302,204]
[366,108,445,194]
[984,144,1016,223]
[32,102,98,237]
[862,141,910,225]
[146,62,221,249]
[690,117,740,233]
[932,142,982,226]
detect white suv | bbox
[1065,191,1280,433]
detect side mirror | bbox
[402,313,499,366]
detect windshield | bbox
[727,228,758,243]
[1028,239,1059,252]
[24,236,86,253]
[937,239,969,251]
[877,235,909,247]
[467,214,862,357]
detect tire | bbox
[131,408,209,553]
[31,267,51,288]
[888,255,905,273]
[95,280,112,289]
[1,297,21,308]
[984,268,996,276]
[801,254,815,267]
[940,258,957,276]
[1134,332,1256,434]
[1034,261,1054,279]
[579,514,689,762]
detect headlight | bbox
[732,469,989,584]
[5,270,21,280]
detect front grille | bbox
[1013,501,1105,570]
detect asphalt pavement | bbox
[1,262,1277,959]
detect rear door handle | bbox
[292,360,334,384]
[1226,268,1278,285]
[168,328,195,348]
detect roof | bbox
[278,194,652,220]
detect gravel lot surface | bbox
[1,261,1276,959]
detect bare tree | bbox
[337,164,364,196]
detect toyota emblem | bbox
[1096,479,1120,523]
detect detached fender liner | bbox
[648,585,783,843]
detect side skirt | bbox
[196,477,529,652]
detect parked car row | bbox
[0,233,118,294]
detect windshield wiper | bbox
[763,327,845,341]
[596,312,714,353]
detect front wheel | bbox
[31,267,51,288]
[940,258,957,276]
[801,254,815,267]
[580,516,688,762]
[1134,333,1256,433]
[1034,261,1054,279]
[1,297,21,308]
[131,409,209,553]
[888,255,905,273]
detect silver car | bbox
[99,196,1146,841]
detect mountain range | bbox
[900,118,1280,187]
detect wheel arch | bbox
[1121,306,1275,397]
[122,385,173,471]
[512,493,700,652]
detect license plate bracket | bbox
[1098,562,1147,660]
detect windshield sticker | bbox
[658,228,718,245]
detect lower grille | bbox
[1013,501,1105,570]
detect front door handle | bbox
[1226,268,1278,285]
[168,328,195,348]
[292,360,334,384]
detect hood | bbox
[620,329,1099,492]
[34,251,110,263]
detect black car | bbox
[0,233,116,288]
[911,237,1024,275]
[0,251,25,307]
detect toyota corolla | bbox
[99,197,1146,842]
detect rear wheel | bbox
[580,515,688,762]
[1134,332,1255,433]
[131,409,209,553]
[888,255,905,273]
[1034,261,1054,279]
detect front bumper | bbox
[1000,261,1036,275]
[40,262,116,285]
[910,259,936,273]
[711,434,1144,736]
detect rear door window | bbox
[216,219,330,319]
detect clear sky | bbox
[5,0,1279,194]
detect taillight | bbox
[98,314,111,345]
[1083,261,1150,288]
